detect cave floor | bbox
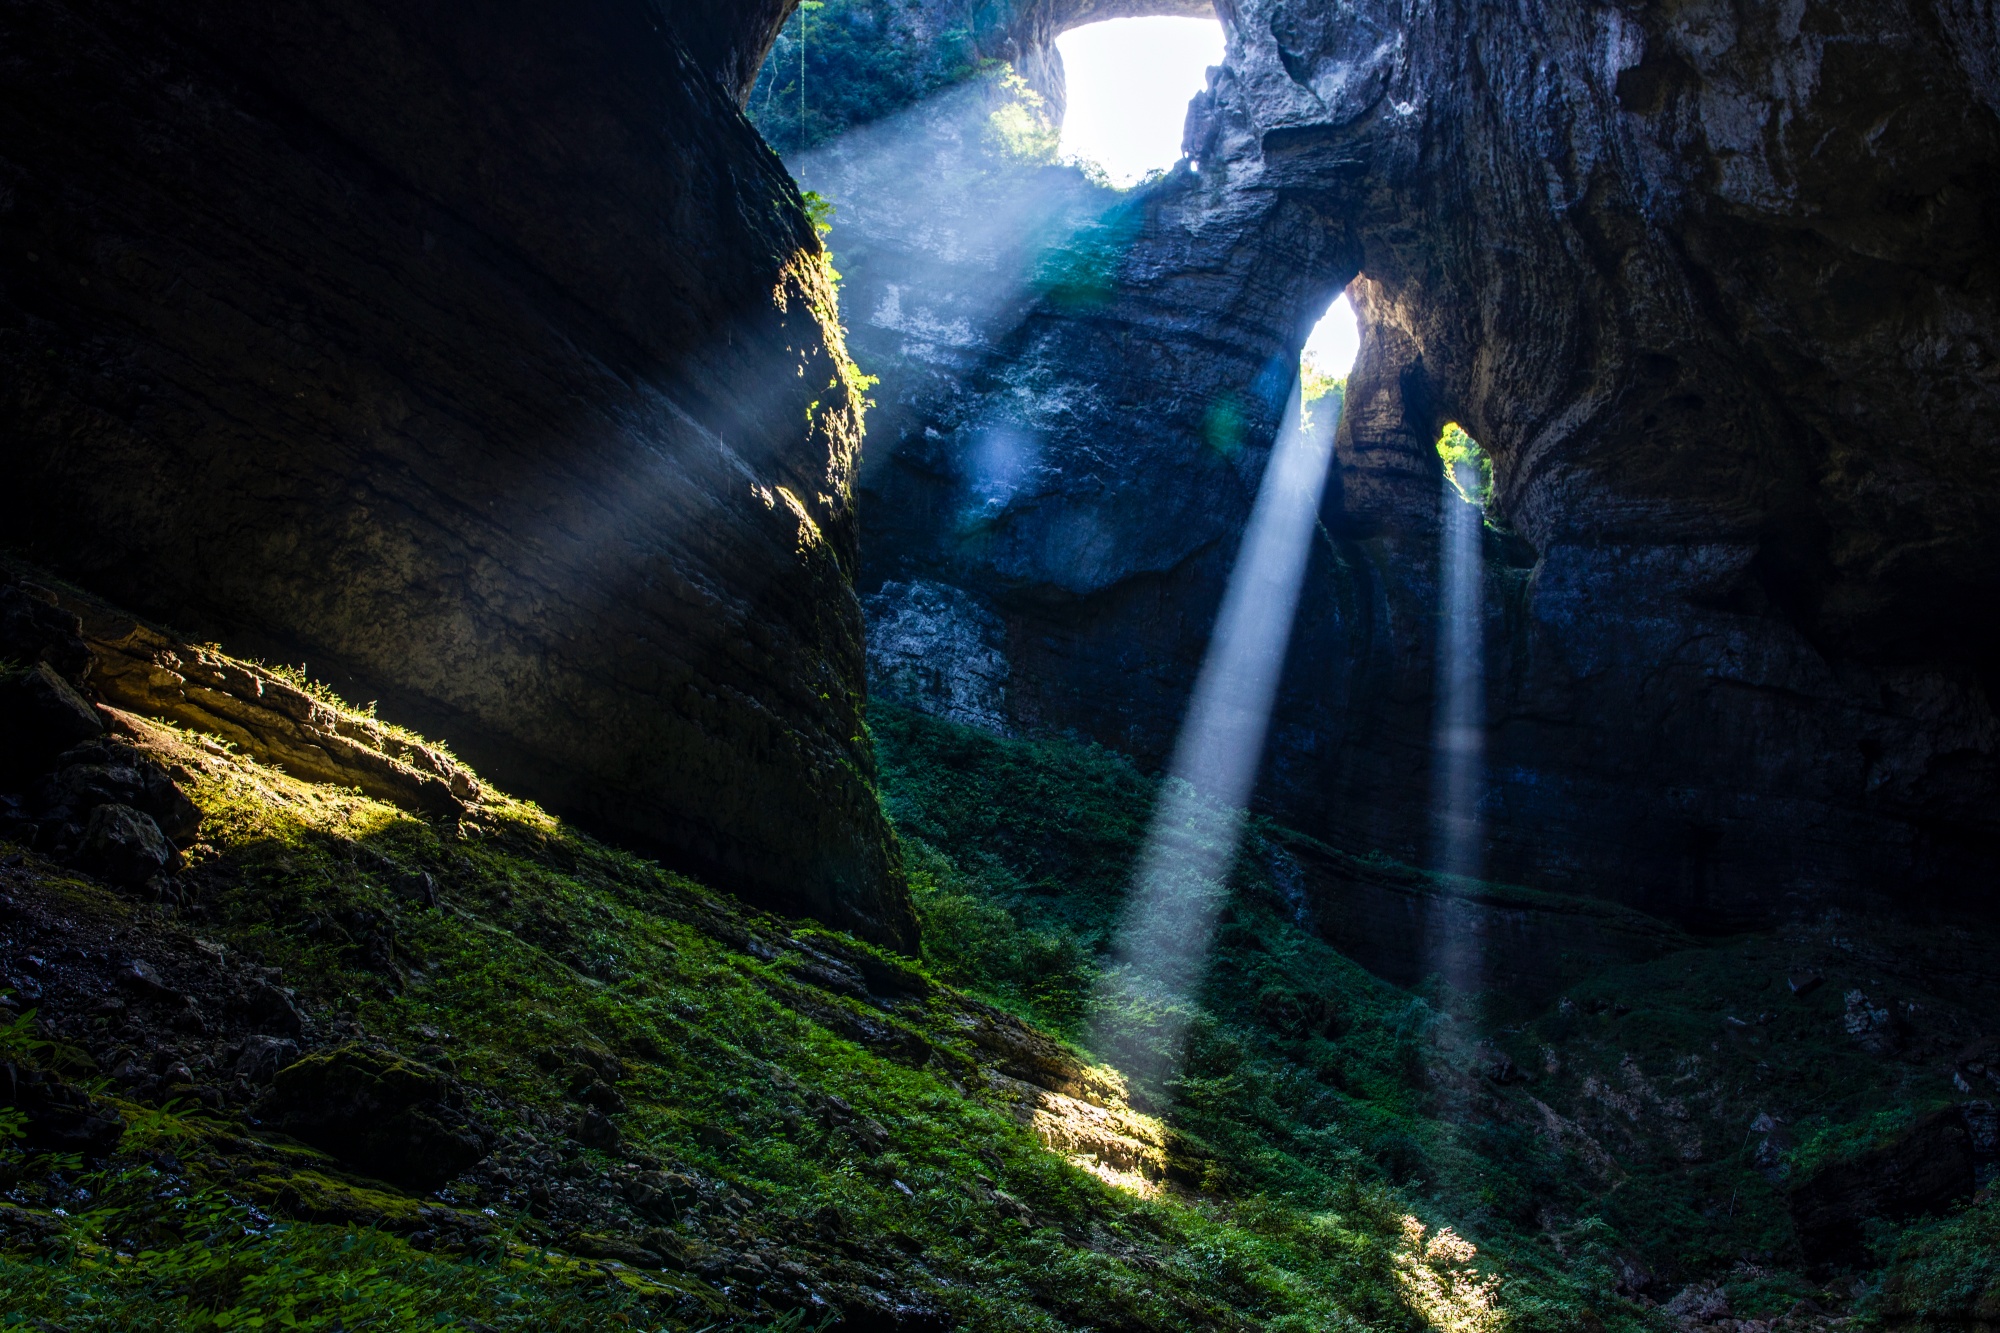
[0,672,1994,1330]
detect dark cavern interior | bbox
[1,0,1998,1328]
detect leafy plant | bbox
[1437,423,1491,506]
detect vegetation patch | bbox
[2,648,1992,1331]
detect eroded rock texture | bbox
[0,0,914,949]
[814,0,2000,929]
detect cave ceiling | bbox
[810,0,2000,921]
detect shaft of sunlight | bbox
[1428,447,1487,996]
[1089,372,1340,1085]
[1056,18,1224,186]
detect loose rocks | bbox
[0,664,103,785]
[77,804,173,888]
[266,1044,490,1193]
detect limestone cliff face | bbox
[663,0,798,103]
[0,0,915,949]
[1207,0,2000,920]
[812,0,2000,926]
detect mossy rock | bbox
[266,1043,490,1193]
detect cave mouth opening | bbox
[1053,16,1223,187]
[1302,290,1361,382]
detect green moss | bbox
[0,707,1424,1330]
[1786,1102,1956,1182]
[1437,423,1492,507]
[874,703,2000,1324]
[1872,1194,2000,1328]
[4,665,1984,1329]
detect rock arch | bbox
[842,0,2000,924]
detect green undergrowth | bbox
[875,705,1643,1330]
[873,704,2000,1326]
[3,1182,706,1332]
[5,685,1992,1329]
[1,715,1427,1331]
[1870,1193,2000,1329]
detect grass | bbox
[2,674,1992,1329]
[1,707,1432,1330]
[1871,1193,2000,1329]
[874,704,2000,1322]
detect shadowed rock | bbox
[0,0,912,949]
[1787,1106,1977,1264]
[267,1044,491,1194]
[76,804,173,888]
[0,1058,124,1156]
[0,663,104,785]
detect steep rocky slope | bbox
[798,0,2000,928]
[0,0,910,947]
[3,586,1994,1328]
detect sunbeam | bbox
[1088,360,1342,1090]
[1428,425,1490,999]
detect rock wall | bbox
[800,0,2000,931]
[0,0,915,949]
[1224,0,2000,923]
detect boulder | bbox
[0,1058,124,1156]
[266,1044,489,1193]
[1663,1283,1730,1324]
[0,580,90,687]
[116,958,182,1002]
[1787,1106,1976,1264]
[77,804,173,888]
[0,663,103,786]
[233,1034,301,1084]
[576,1108,622,1152]
[244,981,306,1039]
[40,740,200,843]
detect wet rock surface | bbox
[0,1,909,949]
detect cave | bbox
[1,0,1997,1326]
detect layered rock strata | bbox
[0,0,913,948]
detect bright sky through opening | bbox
[1055,18,1224,187]
[1303,296,1361,377]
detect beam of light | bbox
[786,73,1123,365]
[1087,366,1341,1091]
[1055,18,1224,186]
[1428,428,1489,998]
[784,72,1153,542]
